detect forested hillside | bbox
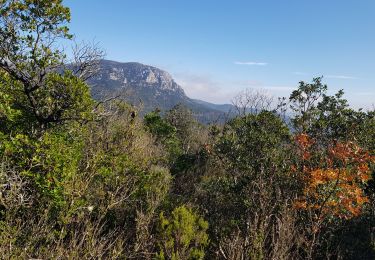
[0,1,374,259]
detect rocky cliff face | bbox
[89,60,233,123]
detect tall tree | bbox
[0,0,100,132]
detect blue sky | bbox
[64,0,374,108]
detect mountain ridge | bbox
[88,59,234,123]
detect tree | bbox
[0,0,100,131]
[293,133,374,258]
[288,77,327,132]
[157,205,209,260]
[165,104,204,154]
[198,111,300,259]
[144,109,182,163]
[287,79,375,258]
[294,134,373,220]
[144,110,178,142]
[231,88,274,116]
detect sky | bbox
[64,0,375,108]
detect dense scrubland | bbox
[1,1,374,259]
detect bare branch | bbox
[232,89,274,116]
[70,40,106,81]
[0,57,34,89]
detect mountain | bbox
[88,60,233,123]
[191,99,234,113]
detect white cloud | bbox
[173,71,298,104]
[173,72,239,104]
[234,61,268,66]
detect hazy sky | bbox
[65,0,374,108]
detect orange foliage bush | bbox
[294,134,374,220]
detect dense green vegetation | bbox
[0,1,374,259]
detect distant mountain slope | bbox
[191,99,234,113]
[88,60,233,123]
